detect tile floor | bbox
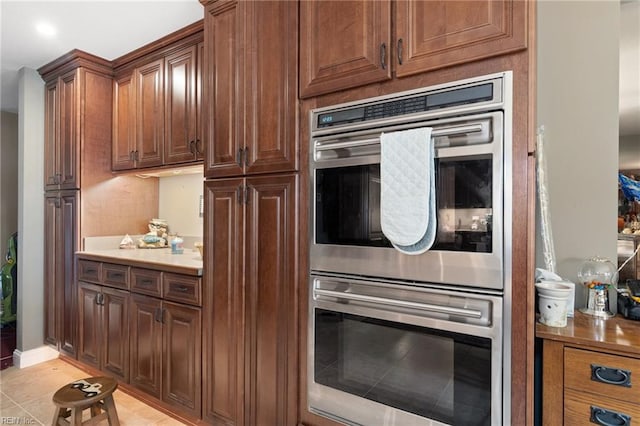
[0,358,186,425]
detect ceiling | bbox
[0,1,638,136]
[0,1,203,113]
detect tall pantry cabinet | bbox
[39,50,158,358]
[200,0,299,424]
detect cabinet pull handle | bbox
[175,285,189,292]
[590,405,631,426]
[160,308,165,324]
[380,42,387,70]
[397,38,403,65]
[108,272,123,280]
[53,196,61,208]
[139,278,153,287]
[244,185,249,205]
[189,140,196,154]
[129,151,135,161]
[84,268,96,274]
[154,307,162,323]
[195,139,202,155]
[243,147,249,166]
[591,364,632,387]
[94,293,100,305]
[135,151,139,161]
[236,148,243,166]
[236,185,243,204]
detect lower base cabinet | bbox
[130,294,202,418]
[77,282,130,382]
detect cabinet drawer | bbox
[101,263,129,289]
[564,388,640,426]
[163,273,201,306]
[131,268,162,297]
[77,260,101,283]
[565,347,640,405]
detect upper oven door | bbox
[310,111,504,289]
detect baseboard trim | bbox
[13,346,59,368]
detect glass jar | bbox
[577,256,617,318]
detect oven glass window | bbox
[314,308,492,425]
[315,157,492,252]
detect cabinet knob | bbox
[397,38,404,65]
[380,42,387,70]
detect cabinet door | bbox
[163,301,202,417]
[196,41,204,160]
[44,80,60,190]
[299,0,391,98]
[130,294,163,398]
[112,73,136,170]
[135,59,164,168]
[243,0,298,175]
[203,178,245,424]
[59,191,79,357]
[58,69,80,189]
[203,0,244,178]
[44,195,60,346]
[77,282,101,370]
[165,45,198,165]
[244,174,298,425]
[394,0,527,77]
[102,287,130,382]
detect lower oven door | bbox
[308,274,503,426]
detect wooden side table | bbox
[536,312,640,425]
[52,376,120,426]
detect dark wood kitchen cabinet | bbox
[165,43,204,164]
[40,50,158,358]
[299,0,527,98]
[112,21,204,171]
[112,59,164,170]
[202,0,298,178]
[77,282,130,382]
[203,174,298,425]
[130,294,202,418]
[44,191,79,357]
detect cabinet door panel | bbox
[244,0,298,174]
[394,0,527,77]
[44,195,60,346]
[130,294,163,398]
[102,288,130,382]
[59,192,78,357]
[44,81,59,190]
[78,282,101,369]
[299,0,391,98]
[203,178,244,423]
[163,301,202,417]
[112,73,136,170]
[245,175,298,425]
[203,0,243,178]
[58,69,79,189]
[165,46,198,165]
[135,59,164,168]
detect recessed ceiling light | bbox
[36,22,57,37]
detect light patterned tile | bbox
[0,391,17,410]
[0,403,42,425]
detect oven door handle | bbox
[314,123,485,152]
[314,288,483,319]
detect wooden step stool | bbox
[52,376,120,426]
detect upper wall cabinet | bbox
[300,0,527,98]
[112,22,204,172]
[202,0,298,178]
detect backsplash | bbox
[158,172,204,238]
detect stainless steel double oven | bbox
[308,72,513,426]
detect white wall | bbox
[158,172,203,237]
[537,2,620,307]
[1,111,18,253]
[17,67,45,351]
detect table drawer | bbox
[565,347,640,405]
[131,268,162,297]
[564,388,640,426]
[163,273,201,306]
[101,263,129,289]
[77,260,101,283]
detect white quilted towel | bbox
[380,127,436,255]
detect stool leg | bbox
[90,402,101,417]
[103,394,120,426]
[51,406,64,426]
[70,408,82,426]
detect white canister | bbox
[535,281,573,327]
